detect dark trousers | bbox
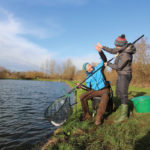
[80,88,110,122]
[116,74,132,104]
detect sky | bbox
[0,0,149,71]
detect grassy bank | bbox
[42,81,150,150]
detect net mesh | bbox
[44,95,73,126]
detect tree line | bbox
[0,38,150,87]
[0,59,76,80]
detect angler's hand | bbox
[95,42,103,52]
[76,83,81,88]
[115,52,119,57]
[104,62,107,67]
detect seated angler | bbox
[77,46,111,126]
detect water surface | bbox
[0,80,72,150]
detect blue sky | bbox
[0,0,149,71]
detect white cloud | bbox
[0,8,55,71]
[20,18,65,39]
[69,53,101,70]
[0,7,64,39]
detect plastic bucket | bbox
[131,96,150,113]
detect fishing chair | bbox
[92,88,114,117]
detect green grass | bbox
[46,81,150,150]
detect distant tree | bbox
[73,70,86,82]
[55,63,63,79]
[49,59,56,78]
[62,59,76,80]
[134,38,150,64]
[17,72,26,79]
[40,63,45,73]
[25,71,35,79]
[45,59,50,78]
[132,38,150,86]
[0,66,10,78]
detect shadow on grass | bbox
[129,91,146,98]
[134,131,150,150]
[112,96,121,110]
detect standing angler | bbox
[96,34,136,123]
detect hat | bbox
[114,34,127,47]
[82,62,89,71]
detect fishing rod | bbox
[132,34,144,45]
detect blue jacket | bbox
[86,60,106,91]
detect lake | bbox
[0,80,72,150]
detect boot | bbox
[83,113,91,120]
[95,114,103,126]
[81,99,91,120]
[112,105,122,118]
[114,104,128,123]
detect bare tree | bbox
[131,38,150,86]
[45,59,50,78]
[62,59,76,80]
[134,38,150,64]
[40,63,45,73]
[0,66,10,78]
[73,70,86,81]
[49,59,56,78]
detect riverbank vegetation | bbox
[41,81,150,150]
[0,38,150,87]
